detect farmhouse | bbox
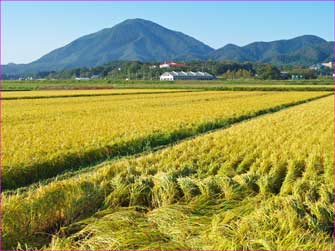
[75,77,90,81]
[160,71,215,81]
[291,74,304,80]
[321,61,333,68]
[310,62,334,70]
[159,62,186,68]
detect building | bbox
[75,77,90,81]
[310,62,333,70]
[19,76,33,81]
[291,74,304,80]
[159,62,186,68]
[90,75,100,79]
[160,71,215,81]
[280,71,289,79]
[321,61,333,68]
[309,64,322,70]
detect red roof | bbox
[161,61,186,67]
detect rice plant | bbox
[3,90,329,189]
[2,94,333,250]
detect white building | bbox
[309,64,322,70]
[159,62,186,68]
[160,71,215,81]
[159,63,170,69]
[75,77,90,81]
[90,75,100,79]
[321,62,333,68]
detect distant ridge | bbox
[3,19,334,75]
[209,35,333,65]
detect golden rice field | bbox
[3,90,330,190]
[2,93,333,250]
[1,88,190,99]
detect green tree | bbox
[257,64,281,80]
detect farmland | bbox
[0,88,191,100]
[1,86,334,250]
[2,90,330,190]
[1,78,333,91]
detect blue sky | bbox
[2,1,334,64]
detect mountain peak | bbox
[2,18,333,75]
[116,18,163,30]
[122,18,155,24]
[293,34,327,43]
[210,35,333,65]
[223,43,240,48]
[3,19,214,75]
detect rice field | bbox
[2,79,333,91]
[1,88,334,250]
[1,88,190,100]
[2,91,330,190]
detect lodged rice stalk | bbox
[2,95,334,250]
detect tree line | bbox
[3,60,332,80]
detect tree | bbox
[257,64,281,80]
[290,68,317,79]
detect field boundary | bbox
[3,92,332,191]
[200,86,334,92]
[112,85,334,92]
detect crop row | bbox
[3,95,333,250]
[2,91,331,190]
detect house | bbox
[159,63,170,68]
[160,71,215,81]
[310,62,333,70]
[321,62,333,68]
[159,62,186,68]
[75,77,90,81]
[280,71,289,79]
[309,63,322,70]
[291,74,303,80]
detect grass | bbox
[2,95,333,250]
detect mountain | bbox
[3,19,334,76]
[3,19,214,75]
[209,35,333,65]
